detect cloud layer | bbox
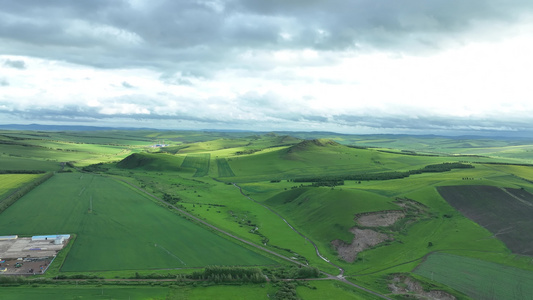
[1,0,533,135]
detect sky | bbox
[1,0,533,135]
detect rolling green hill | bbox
[117,152,185,171]
[2,128,533,299]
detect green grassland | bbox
[0,286,172,300]
[0,281,381,300]
[0,174,42,199]
[0,173,275,272]
[414,253,533,300]
[2,129,533,298]
[216,158,235,177]
[117,152,185,171]
[265,188,398,252]
[181,154,211,177]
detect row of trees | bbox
[0,170,46,174]
[0,172,54,214]
[189,266,266,283]
[293,162,474,183]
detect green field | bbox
[216,158,235,177]
[414,253,533,300]
[0,173,275,271]
[0,174,42,200]
[181,154,211,177]
[0,286,171,300]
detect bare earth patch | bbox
[331,228,391,262]
[356,211,405,227]
[389,275,456,300]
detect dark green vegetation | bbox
[414,253,533,300]
[438,185,533,255]
[2,128,533,299]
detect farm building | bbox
[0,235,18,241]
[31,234,70,242]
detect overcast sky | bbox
[1,0,533,135]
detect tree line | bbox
[292,162,474,183]
[188,266,266,283]
[0,170,46,174]
[0,172,54,214]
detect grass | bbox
[0,174,42,200]
[181,154,211,177]
[413,252,533,300]
[265,187,398,251]
[0,285,171,300]
[117,152,185,171]
[0,173,275,272]
[216,158,235,177]
[296,280,385,300]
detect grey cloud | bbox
[0,78,9,86]
[3,59,26,69]
[2,101,533,135]
[1,0,531,74]
[121,81,134,88]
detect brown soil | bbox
[389,275,456,300]
[331,228,391,262]
[356,211,405,227]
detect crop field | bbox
[216,158,235,177]
[0,154,61,171]
[181,153,211,177]
[438,185,533,255]
[414,253,533,300]
[0,173,275,272]
[0,286,171,300]
[0,174,41,200]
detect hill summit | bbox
[117,152,182,171]
[287,139,339,153]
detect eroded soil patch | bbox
[331,228,391,263]
[356,211,405,227]
[389,275,456,300]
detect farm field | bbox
[0,174,42,200]
[0,286,171,300]
[181,154,211,177]
[438,185,533,255]
[414,252,533,300]
[0,173,276,272]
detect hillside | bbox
[117,152,184,171]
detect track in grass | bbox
[216,158,235,177]
[181,154,210,177]
[413,252,533,300]
[0,173,275,272]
